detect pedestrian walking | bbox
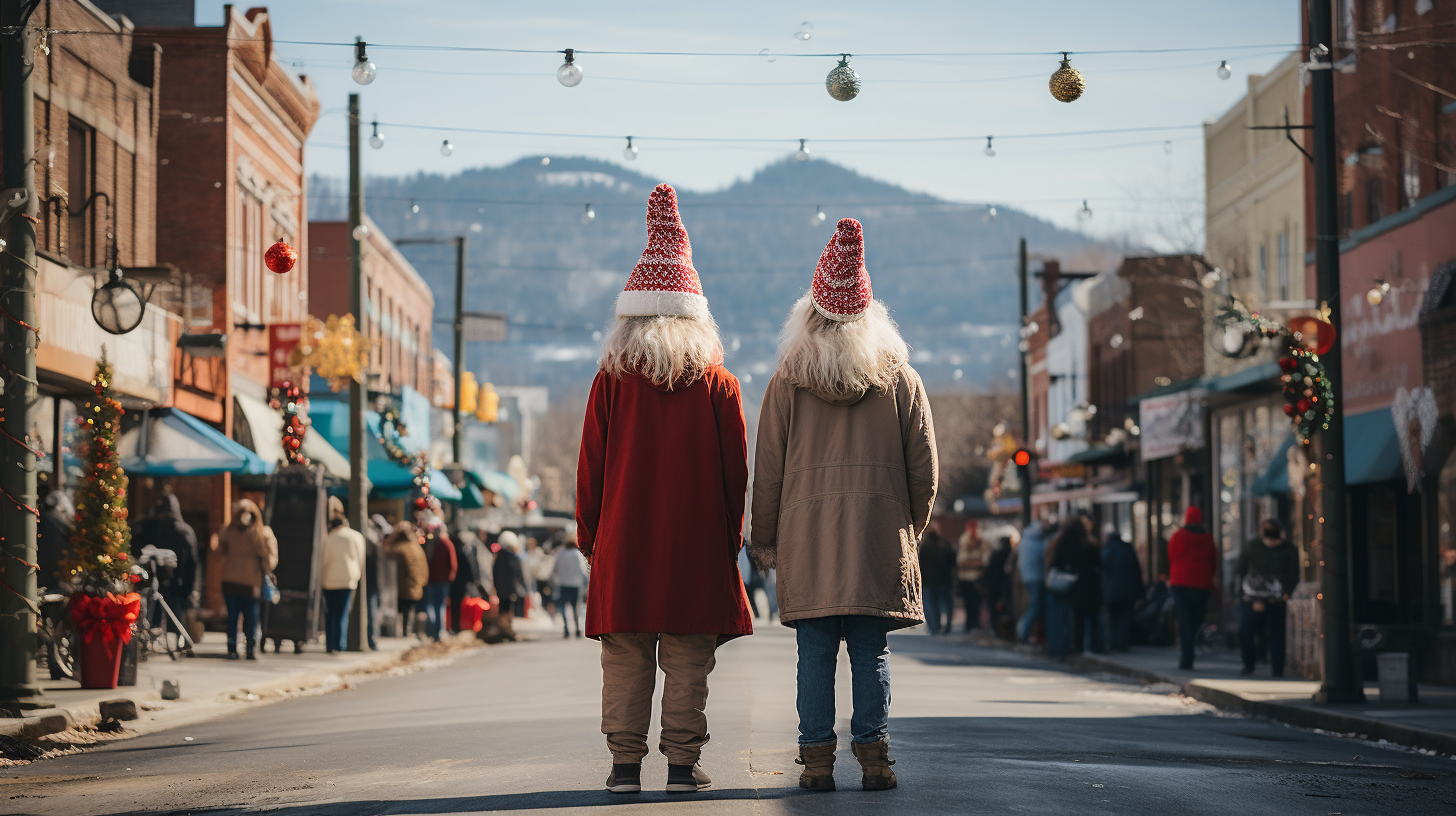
[1101,527,1144,652]
[215,498,277,660]
[576,184,753,796]
[750,217,937,793]
[365,514,391,650]
[384,520,427,638]
[984,535,1015,638]
[136,493,198,637]
[491,531,526,640]
[319,496,366,653]
[919,521,957,635]
[421,516,457,641]
[449,526,484,634]
[552,535,588,638]
[1235,518,1299,677]
[956,521,988,632]
[1017,515,1057,643]
[1168,506,1219,670]
[1045,514,1103,657]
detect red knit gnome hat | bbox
[615,183,709,320]
[812,218,872,322]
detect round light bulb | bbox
[352,223,370,242]
[812,207,826,226]
[1217,60,1232,80]
[410,200,419,214]
[352,59,376,86]
[540,157,550,166]
[623,137,637,161]
[796,139,810,161]
[1366,287,1384,306]
[795,22,813,41]
[984,137,996,157]
[440,140,453,157]
[557,49,583,87]
[470,222,483,233]
[760,48,776,63]
[983,205,997,222]
[369,132,384,149]
[581,205,595,225]
[1078,200,1093,220]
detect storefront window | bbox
[1217,410,1242,559]
[1440,456,1456,626]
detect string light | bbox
[369,120,384,149]
[812,205,827,226]
[794,22,813,42]
[352,223,371,241]
[1217,60,1232,79]
[759,48,776,63]
[796,139,810,161]
[825,54,861,101]
[1077,199,1093,220]
[351,37,376,85]
[1049,52,1085,102]
[984,136,995,157]
[409,198,419,214]
[622,136,637,161]
[557,48,583,87]
[581,203,595,225]
[1366,279,1390,305]
[983,205,997,222]
[440,139,454,157]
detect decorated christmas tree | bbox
[62,351,132,592]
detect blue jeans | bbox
[366,589,380,651]
[323,588,354,652]
[558,585,581,636]
[795,616,893,746]
[424,582,450,641]
[224,594,259,651]
[924,583,954,634]
[1018,579,1046,642]
[1046,592,1073,658]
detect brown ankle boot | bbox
[852,740,897,791]
[796,743,837,791]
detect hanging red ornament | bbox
[1278,356,1297,372]
[1286,315,1336,356]
[1296,398,1312,414]
[1283,403,1295,416]
[265,241,298,274]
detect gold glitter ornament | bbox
[825,54,861,102]
[1049,52,1085,103]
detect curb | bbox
[0,711,73,740]
[1059,649,1456,757]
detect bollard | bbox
[160,680,181,700]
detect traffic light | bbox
[1013,449,1031,467]
[459,371,478,415]
[477,381,499,423]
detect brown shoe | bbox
[796,743,836,791]
[852,740,897,791]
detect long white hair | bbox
[776,294,909,395]
[599,315,724,388]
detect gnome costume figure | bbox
[576,183,753,796]
[750,218,938,793]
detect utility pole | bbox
[1017,238,1033,532]
[0,0,43,705]
[1309,1,1362,704]
[395,235,468,464]
[346,92,370,652]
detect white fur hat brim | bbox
[616,289,711,320]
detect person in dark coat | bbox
[491,531,527,640]
[1045,514,1103,657]
[1234,518,1301,677]
[36,486,74,591]
[136,494,199,635]
[918,522,958,635]
[1167,507,1219,670]
[983,536,1014,636]
[1100,528,1145,652]
[449,527,484,634]
[422,518,457,642]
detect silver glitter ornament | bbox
[825,54,861,102]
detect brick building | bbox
[94,2,320,616]
[309,216,435,400]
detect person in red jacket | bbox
[421,516,456,643]
[1167,506,1219,669]
[576,184,752,797]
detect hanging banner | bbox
[1139,389,1206,461]
[268,323,303,389]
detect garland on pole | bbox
[268,380,311,467]
[61,351,134,593]
[376,402,438,515]
[1217,299,1336,446]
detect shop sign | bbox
[268,323,303,389]
[1139,389,1206,460]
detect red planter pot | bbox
[77,635,124,690]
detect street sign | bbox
[462,311,507,342]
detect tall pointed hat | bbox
[616,183,709,319]
[812,217,872,321]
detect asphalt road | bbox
[3,624,1453,815]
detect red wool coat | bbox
[576,365,753,641]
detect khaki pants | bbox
[600,633,718,765]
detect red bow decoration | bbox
[69,592,142,645]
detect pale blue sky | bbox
[203,1,1300,244]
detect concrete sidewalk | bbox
[1020,639,1456,755]
[3,633,466,745]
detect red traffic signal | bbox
[1013,449,1031,467]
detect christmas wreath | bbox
[1219,300,1337,446]
[376,402,437,515]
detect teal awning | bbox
[1065,443,1127,466]
[1206,361,1282,393]
[469,469,520,500]
[1251,434,1295,497]
[307,400,457,499]
[1345,408,1402,486]
[119,408,273,477]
